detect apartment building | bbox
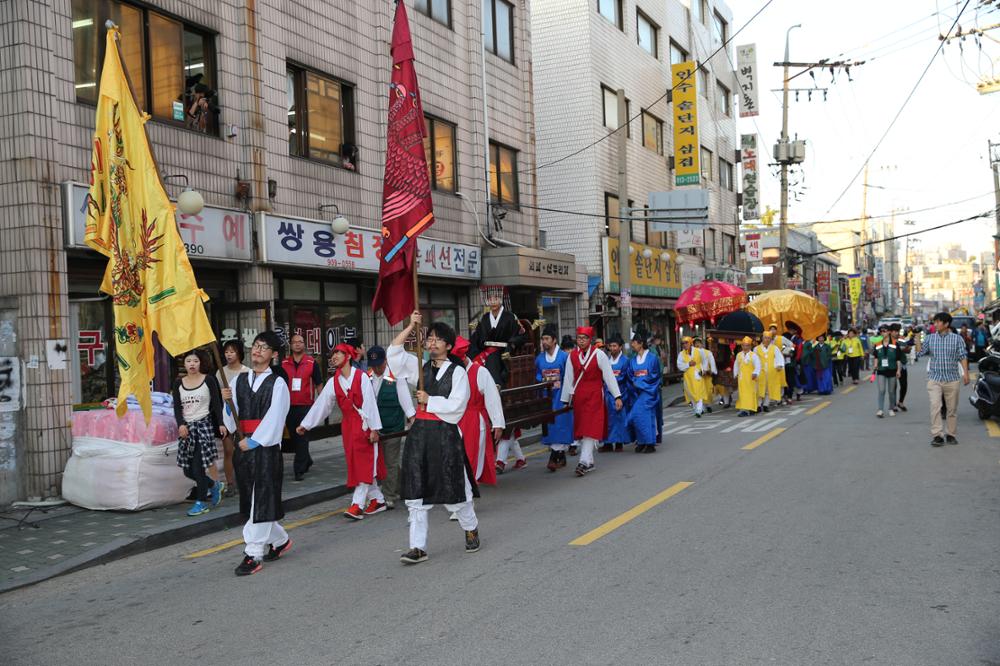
[532,0,742,357]
[0,0,580,504]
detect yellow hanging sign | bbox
[672,61,700,186]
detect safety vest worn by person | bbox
[282,355,318,407]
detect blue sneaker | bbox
[187,500,210,517]
[211,481,224,507]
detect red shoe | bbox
[513,459,527,470]
[495,460,506,474]
[364,499,387,515]
[345,504,365,520]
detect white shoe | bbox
[888,410,895,416]
[876,410,884,417]
[449,512,458,521]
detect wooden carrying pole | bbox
[209,337,243,440]
[413,266,424,394]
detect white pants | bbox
[243,484,288,559]
[496,436,524,462]
[692,400,704,415]
[405,470,477,550]
[760,394,771,408]
[579,437,598,466]
[351,443,384,507]
[549,444,568,452]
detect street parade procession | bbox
[10,1,1000,662]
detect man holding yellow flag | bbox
[84,25,215,421]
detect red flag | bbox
[372,0,435,326]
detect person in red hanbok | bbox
[298,343,385,520]
[453,336,505,487]
[560,327,623,477]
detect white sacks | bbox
[62,437,192,511]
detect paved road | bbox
[3,365,999,665]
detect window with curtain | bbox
[287,65,356,166]
[716,81,731,116]
[601,85,631,136]
[701,146,713,180]
[489,142,519,206]
[71,0,218,134]
[423,115,457,192]
[637,11,658,58]
[641,110,663,155]
[669,40,688,65]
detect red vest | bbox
[458,364,497,485]
[282,355,317,406]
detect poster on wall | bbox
[0,357,21,412]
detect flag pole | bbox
[413,264,424,394]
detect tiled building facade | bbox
[0,0,580,504]
[532,0,742,364]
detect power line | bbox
[824,0,972,214]
[791,190,994,227]
[526,0,776,176]
[802,209,992,256]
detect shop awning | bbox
[610,294,676,309]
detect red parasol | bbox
[674,280,747,328]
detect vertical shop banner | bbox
[671,61,700,186]
[816,268,831,293]
[848,274,862,312]
[740,134,760,220]
[736,44,759,118]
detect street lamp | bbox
[318,203,350,234]
[163,174,204,215]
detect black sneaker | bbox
[762,405,771,413]
[568,445,579,456]
[706,406,713,413]
[574,463,589,477]
[642,445,656,453]
[546,451,559,472]
[931,436,945,447]
[635,444,647,453]
[400,547,428,564]
[263,538,293,562]
[293,474,304,482]
[465,529,481,553]
[614,443,623,452]
[946,435,958,445]
[235,555,262,576]
[556,451,568,468]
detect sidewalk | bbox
[0,384,688,593]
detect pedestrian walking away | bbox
[365,345,416,509]
[173,349,226,516]
[916,311,970,447]
[560,326,623,476]
[221,331,293,576]
[387,312,480,564]
[298,342,387,520]
[281,334,323,481]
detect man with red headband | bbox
[297,342,385,520]
[560,326,623,477]
[453,336,504,487]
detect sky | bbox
[734,0,1000,258]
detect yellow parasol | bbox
[746,290,830,340]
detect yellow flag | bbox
[85,27,215,421]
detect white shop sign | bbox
[258,213,481,280]
[63,182,253,263]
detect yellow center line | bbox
[569,481,693,546]
[184,507,347,559]
[807,400,832,415]
[741,426,787,450]
[841,385,857,395]
[985,419,1000,438]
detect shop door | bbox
[275,305,361,380]
[212,301,272,356]
[69,298,115,405]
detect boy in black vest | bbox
[222,331,293,576]
[366,345,415,508]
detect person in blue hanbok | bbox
[535,324,574,472]
[813,333,834,395]
[800,340,818,394]
[627,332,662,453]
[599,334,631,453]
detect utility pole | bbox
[859,164,869,324]
[777,25,799,290]
[990,140,1000,302]
[617,89,632,340]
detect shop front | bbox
[601,237,685,372]
[62,182,256,404]
[481,246,577,344]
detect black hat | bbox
[366,345,386,366]
[607,333,624,346]
[542,323,559,339]
[560,335,575,350]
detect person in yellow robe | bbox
[732,336,761,417]
[694,338,717,414]
[677,336,707,417]
[755,332,785,412]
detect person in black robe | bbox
[387,312,480,564]
[468,291,525,387]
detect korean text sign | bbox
[671,61,700,186]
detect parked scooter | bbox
[970,338,1000,420]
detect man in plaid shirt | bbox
[915,312,970,446]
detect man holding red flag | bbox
[560,327,623,477]
[372,0,435,325]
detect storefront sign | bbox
[62,181,253,263]
[676,229,705,250]
[745,232,761,262]
[848,273,862,311]
[602,238,682,298]
[705,265,745,288]
[736,44,759,118]
[481,246,576,291]
[259,213,480,280]
[741,134,760,220]
[816,268,831,293]
[671,61,700,186]
[681,264,706,290]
